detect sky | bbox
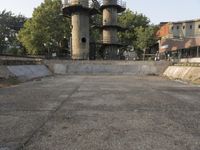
[0,0,199,25]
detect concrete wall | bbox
[171,23,182,38]
[0,65,52,81]
[102,0,118,44]
[44,60,169,75]
[103,8,117,26]
[180,58,200,63]
[185,22,195,37]
[164,66,200,83]
[71,11,89,59]
[170,20,200,38]
[103,0,117,5]
[0,66,14,79]
[1,60,170,82]
[103,29,118,43]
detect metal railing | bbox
[62,0,126,9]
[62,0,100,8]
[71,53,89,59]
[98,38,126,45]
[119,0,126,8]
[98,0,126,8]
[62,0,87,7]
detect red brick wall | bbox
[156,23,170,38]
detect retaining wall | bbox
[44,60,169,75]
[0,65,52,81]
[164,66,200,83]
[1,60,169,82]
[180,58,200,63]
[0,66,14,79]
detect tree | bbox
[18,0,70,55]
[118,9,158,58]
[119,9,150,29]
[90,14,102,43]
[135,26,158,50]
[118,9,150,45]
[0,10,26,54]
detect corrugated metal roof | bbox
[160,37,200,52]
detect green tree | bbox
[18,0,70,55]
[0,10,26,54]
[135,26,158,51]
[118,9,158,58]
[119,9,150,29]
[118,9,150,45]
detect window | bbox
[183,26,185,29]
[190,25,193,29]
[177,26,179,29]
[171,26,174,30]
[198,25,200,29]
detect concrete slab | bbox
[7,65,52,81]
[0,111,49,150]
[0,75,200,150]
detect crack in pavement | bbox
[16,77,87,150]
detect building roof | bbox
[160,37,200,52]
[160,19,200,25]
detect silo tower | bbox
[100,0,126,59]
[62,0,97,60]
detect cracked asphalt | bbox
[0,75,200,150]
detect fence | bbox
[62,0,97,8]
[62,0,126,9]
[99,0,126,8]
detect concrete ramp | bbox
[164,66,200,83]
[0,66,14,79]
[7,65,52,81]
[47,61,169,75]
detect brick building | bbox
[157,19,200,62]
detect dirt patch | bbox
[193,78,200,85]
[0,77,20,88]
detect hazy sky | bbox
[0,0,199,24]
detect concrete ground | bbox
[0,75,200,150]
